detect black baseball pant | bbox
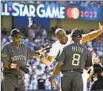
[2,74,25,91]
[61,71,83,91]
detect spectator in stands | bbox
[92,35,103,60]
[1,28,11,49]
[28,21,37,41]
[91,64,103,91]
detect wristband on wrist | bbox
[9,63,18,69]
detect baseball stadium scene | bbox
[1,1,103,91]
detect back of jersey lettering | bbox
[71,45,84,66]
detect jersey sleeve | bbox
[85,49,93,67]
[1,45,8,57]
[48,41,60,57]
[55,47,66,63]
[1,45,10,63]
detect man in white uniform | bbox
[40,23,103,65]
[39,23,103,91]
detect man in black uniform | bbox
[51,29,93,91]
[91,64,103,91]
[1,29,40,91]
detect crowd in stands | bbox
[44,1,103,7]
[86,32,103,90]
[9,1,103,7]
[1,24,103,91]
[3,1,103,7]
[86,30,103,62]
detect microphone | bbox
[36,45,52,55]
[42,45,52,51]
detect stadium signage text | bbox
[2,3,65,18]
[2,2,103,21]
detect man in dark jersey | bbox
[1,29,40,91]
[51,29,93,91]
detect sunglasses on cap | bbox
[11,29,21,37]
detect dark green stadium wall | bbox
[50,19,103,33]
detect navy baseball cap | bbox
[10,28,21,37]
[72,29,82,38]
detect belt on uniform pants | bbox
[62,69,83,74]
[4,73,22,79]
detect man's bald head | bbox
[55,28,66,35]
[55,28,68,44]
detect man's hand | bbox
[10,63,19,69]
[19,65,29,73]
[99,22,103,32]
[34,48,47,58]
[38,48,47,55]
[38,48,47,59]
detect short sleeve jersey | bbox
[1,42,33,75]
[48,34,85,57]
[56,43,92,72]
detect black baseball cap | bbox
[72,29,82,38]
[10,28,21,37]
